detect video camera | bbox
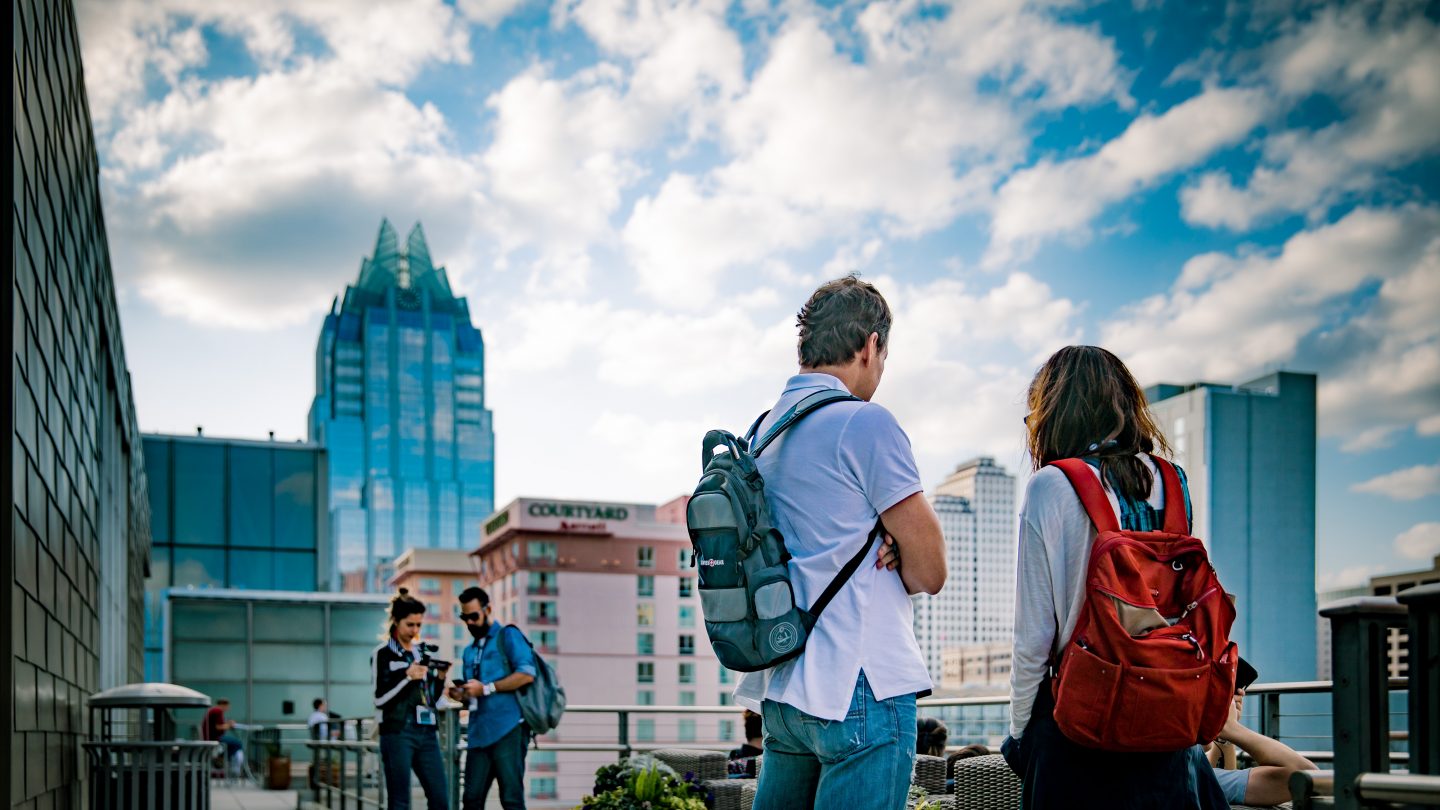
[415,642,451,672]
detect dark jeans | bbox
[463,723,528,810]
[380,724,449,810]
[1001,679,1227,810]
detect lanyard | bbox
[391,638,433,709]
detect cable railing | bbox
[297,586,1439,809]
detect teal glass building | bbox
[310,221,495,591]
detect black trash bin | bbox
[83,683,221,810]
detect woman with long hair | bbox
[373,588,450,810]
[1003,346,1228,809]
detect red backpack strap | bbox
[1152,457,1189,535]
[1048,459,1120,534]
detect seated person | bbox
[1207,691,1317,807]
[917,717,948,757]
[729,710,763,760]
[944,743,990,792]
[203,698,244,775]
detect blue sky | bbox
[76,0,1439,590]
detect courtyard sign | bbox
[527,502,630,521]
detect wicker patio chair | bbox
[950,754,1022,810]
[913,754,949,795]
[650,748,729,782]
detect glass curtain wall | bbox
[142,435,326,680]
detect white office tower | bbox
[914,457,1017,683]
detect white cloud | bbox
[1104,204,1440,444]
[1317,563,1387,593]
[458,0,531,26]
[986,86,1268,265]
[1395,522,1440,561]
[1352,463,1440,501]
[1420,415,1440,436]
[1180,6,1440,231]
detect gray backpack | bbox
[496,625,566,735]
[687,389,884,672]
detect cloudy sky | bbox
[76,0,1438,589]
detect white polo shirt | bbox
[733,373,932,721]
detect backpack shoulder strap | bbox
[808,519,885,620]
[1152,457,1189,535]
[751,389,859,457]
[1048,459,1121,534]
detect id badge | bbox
[415,705,436,726]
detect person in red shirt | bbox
[203,698,244,775]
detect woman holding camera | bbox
[374,588,451,810]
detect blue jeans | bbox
[380,724,449,810]
[463,723,528,810]
[753,673,917,810]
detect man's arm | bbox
[879,492,946,595]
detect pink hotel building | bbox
[471,496,742,803]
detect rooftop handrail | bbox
[1353,773,1440,805]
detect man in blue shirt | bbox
[448,587,536,810]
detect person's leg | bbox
[491,724,529,810]
[461,742,495,810]
[380,732,414,810]
[752,700,821,810]
[410,728,450,810]
[812,674,916,810]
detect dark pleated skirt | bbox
[1002,679,1231,810]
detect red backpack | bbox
[1048,457,1238,752]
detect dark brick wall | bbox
[9,0,152,807]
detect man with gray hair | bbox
[736,274,947,810]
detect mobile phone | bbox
[1235,658,1258,693]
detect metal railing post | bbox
[446,708,462,810]
[1398,583,1440,777]
[618,710,631,760]
[1321,596,1408,810]
[1259,692,1282,741]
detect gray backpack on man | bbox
[686,390,884,672]
[497,624,566,735]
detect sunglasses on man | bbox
[458,608,489,622]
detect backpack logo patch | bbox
[769,622,799,654]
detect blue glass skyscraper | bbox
[309,220,495,591]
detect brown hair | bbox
[916,716,948,757]
[796,274,892,368]
[388,587,426,637]
[1024,345,1171,504]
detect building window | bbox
[718,668,732,685]
[530,750,557,773]
[679,635,695,656]
[527,541,558,566]
[534,630,558,654]
[635,719,655,742]
[636,690,654,706]
[529,777,557,799]
[678,719,695,742]
[678,577,694,598]
[527,571,557,595]
[637,662,654,683]
[679,691,695,706]
[637,633,655,656]
[528,600,558,625]
[678,605,695,628]
[679,547,693,568]
[637,546,655,568]
[637,575,654,598]
[719,719,735,742]
[418,577,441,595]
[718,693,732,706]
[678,662,694,684]
[637,604,655,626]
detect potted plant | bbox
[264,740,292,790]
[581,757,707,809]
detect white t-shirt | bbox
[1008,454,1168,738]
[307,710,329,739]
[734,373,931,721]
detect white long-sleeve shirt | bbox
[1008,454,1168,738]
